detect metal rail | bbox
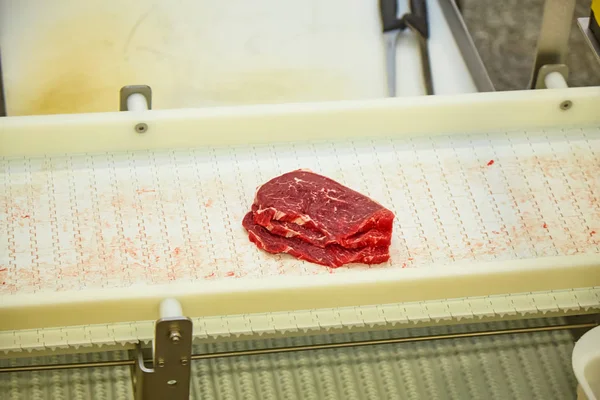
[1,322,595,374]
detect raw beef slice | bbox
[243,212,390,267]
[252,170,394,248]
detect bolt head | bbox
[169,330,182,344]
[559,100,572,110]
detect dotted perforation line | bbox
[209,147,245,272]
[579,126,600,213]
[566,128,600,252]
[86,154,109,281]
[128,151,152,270]
[168,149,198,280]
[24,157,41,290]
[264,143,287,179]
[409,136,452,261]
[517,133,571,255]
[496,132,544,256]
[531,131,586,253]
[326,141,354,193]
[188,148,218,272]
[0,158,14,291]
[546,129,597,216]
[106,153,131,286]
[65,155,88,290]
[45,157,66,291]
[308,142,327,179]
[473,133,519,257]
[231,145,268,273]
[348,140,373,198]
[447,136,495,261]
[5,160,22,293]
[390,138,429,260]
[368,139,410,258]
[429,136,473,262]
[5,160,21,265]
[148,151,175,277]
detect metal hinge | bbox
[132,299,193,400]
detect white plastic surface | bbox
[1,88,600,330]
[0,0,475,116]
[573,325,600,400]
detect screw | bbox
[157,358,165,368]
[135,123,148,133]
[180,358,188,366]
[560,100,572,110]
[169,330,182,344]
[167,379,177,386]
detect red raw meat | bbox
[243,212,390,267]
[252,170,394,248]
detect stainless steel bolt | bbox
[560,100,572,110]
[169,330,182,344]
[135,123,148,133]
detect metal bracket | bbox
[534,64,569,89]
[528,0,576,89]
[438,0,495,92]
[577,17,600,64]
[120,85,152,111]
[0,52,6,117]
[132,316,193,400]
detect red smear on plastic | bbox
[543,223,548,229]
[136,189,155,194]
[492,230,500,234]
[204,272,216,279]
[22,215,30,219]
[591,230,597,236]
[226,271,235,277]
[487,160,495,166]
[205,199,213,208]
[0,268,7,272]
[402,262,407,268]
[408,257,414,261]
[173,247,181,256]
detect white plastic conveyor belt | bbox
[0,88,600,332]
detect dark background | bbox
[461,0,600,90]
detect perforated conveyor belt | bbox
[0,318,579,400]
[1,126,599,296]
